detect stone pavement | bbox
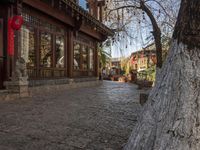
[0,81,141,150]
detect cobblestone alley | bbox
[0,81,141,150]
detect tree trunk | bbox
[124,0,200,149]
[140,1,163,68]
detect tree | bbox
[98,46,111,68]
[124,0,200,149]
[104,0,180,68]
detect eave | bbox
[22,0,114,38]
[62,0,114,36]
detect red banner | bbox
[7,18,14,56]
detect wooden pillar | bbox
[95,43,99,77]
[99,3,102,22]
[15,1,22,62]
[64,31,68,77]
[67,30,74,78]
[7,5,13,80]
[0,19,4,88]
[36,29,40,78]
[88,0,98,18]
[0,6,9,83]
[94,1,98,19]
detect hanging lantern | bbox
[11,15,23,30]
[7,18,14,56]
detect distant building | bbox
[110,58,121,69]
[129,43,157,72]
[107,57,122,75]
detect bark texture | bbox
[124,40,200,150]
[124,0,200,149]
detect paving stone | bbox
[64,136,92,149]
[0,81,141,149]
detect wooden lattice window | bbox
[22,12,65,34]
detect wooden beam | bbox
[23,0,105,41]
[80,25,104,41]
[23,0,74,27]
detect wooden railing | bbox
[27,67,66,79]
[39,0,114,36]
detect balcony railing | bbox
[39,0,114,36]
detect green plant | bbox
[98,46,111,68]
[137,65,156,81]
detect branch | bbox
[107,5,141,17]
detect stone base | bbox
[29,78,102,96]
[1,77,101,100]
[4,80,29,98]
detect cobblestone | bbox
[0,81,141,150]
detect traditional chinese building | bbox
[0,0,113,93]
[130,43,157,72]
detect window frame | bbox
[73,41,95,72]
[21,12,67,79]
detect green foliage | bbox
[137,65,156,81]
[120,57,130,75]
[98,46,111,68]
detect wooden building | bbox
[130,43,157,72]
[0,0,113,90]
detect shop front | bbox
[0,0,113,91]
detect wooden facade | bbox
[0,0,113,89]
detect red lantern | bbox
[11,15,23,30]
[8,18,14,56]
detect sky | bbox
[78,0,143,58]
[109,21,153,58]
[77,0,177,59]
[104,0,180,58]
[79,0,87,10]
[110,34,147,58]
